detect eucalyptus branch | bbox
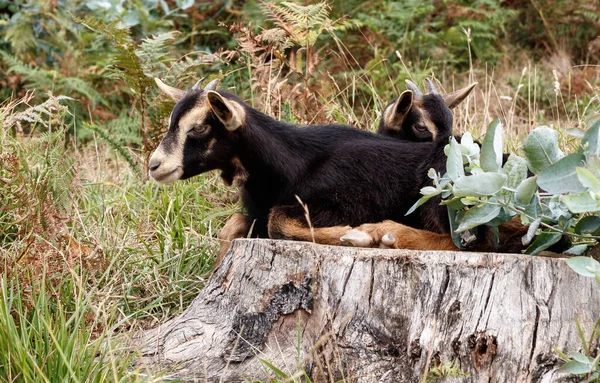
[416,118,600,255]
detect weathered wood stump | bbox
[136,239,600,382]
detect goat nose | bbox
[148,159,161,172]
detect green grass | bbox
[0,275,135,382]
[0,94,240,380]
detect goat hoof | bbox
[340,230,373,247]
[381,233,396,248]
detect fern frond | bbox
[83,122,142,177]
[0,52,108,108]
[3,92,73,132]
[261,1,331,46]
[4,13,37,54]
[58,77,107,108]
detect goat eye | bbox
[414,125,428,132]
[191,124,209,134]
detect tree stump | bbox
[135,239,600,382]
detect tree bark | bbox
[135,239,600,382]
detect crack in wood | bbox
[224,275,314,362]
[434,266,451,315]
[367,258,375,309]
[528,305,541,374]
[333,258,356,319]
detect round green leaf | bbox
[565,256,600,278]
[582,118,600,157]
[455,204,502,233]
[537,153,586,194]
[525,231,562,255]
[574,216,600,235]
[576,167,600,193]
[561,359,592,374]
[502,154,528,189]
[523,126,564,175]
[562,192,600,214]
[452,173,508,198]
[565,244,588,256]
[516,176,538,204]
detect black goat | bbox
[338,79,564,253]
[149,79,458,254]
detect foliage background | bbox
[0,0,599,381]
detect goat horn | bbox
[425,78,439,94]
[204,78,219,91]
[404,79,423,97]
[154,78,186,101]
[443,82,478,109]
[190,77,206,92]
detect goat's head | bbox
[148,78,246,184]
[378,79,477,141]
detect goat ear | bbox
[395,90,414,115]
[206,91,244,131]
[383,90,413,131]
[155,78,186,102]
[443,82,477,109]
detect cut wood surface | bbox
[135,239,600,382]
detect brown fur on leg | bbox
[216,213,249,267]
[350,220,458,250]
[269,207,455,250]
[268,206,351,246]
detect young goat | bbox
[327,80,563,253]
[270,79,557,254]
[149,79,458,257]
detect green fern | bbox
[3,12,36,55]
[83,122,142,178]
[0,51,108,109]
[262,1,331,46]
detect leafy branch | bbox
[410,117,600,255]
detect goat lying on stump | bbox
[338,79,553,252]
[150,78,549,259]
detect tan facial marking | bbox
[420,109,438,139]
[149,100,210,184]
[178,103,209,133]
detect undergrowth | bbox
[0,91,235,380]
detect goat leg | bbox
[268,205,352,245]
[216,213,250,267]
[342,220,458,251]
